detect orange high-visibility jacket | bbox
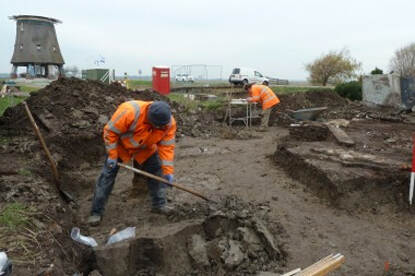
[248,84,280,110]
[103,101,176,175]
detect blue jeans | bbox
[91,152,167,216]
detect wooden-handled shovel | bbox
[23,102,75,203]
[118,163,212,202]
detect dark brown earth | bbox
[0,78,414,275]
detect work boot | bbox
[87,214,102,226]
[151,205,174,215]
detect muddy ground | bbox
[0,78,414,275]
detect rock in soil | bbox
[92,196,286,275]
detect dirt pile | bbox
[0,78,163,168]
[271,90,348,126]
[1,77,163,135]
[0,78,222,170]
[278,90,348,111]
[83,196,286,276]
[170,103,223,138]
[271,89,408,126]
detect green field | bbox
[0,85,40,116]
[167,93,226,111]
[0,96,26,116]
[270,85,333,94]
[19,85,41,93]
[126,80,152,89]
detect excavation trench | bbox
[74,197,286,275]
[274,118,414,212]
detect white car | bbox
[175,74,194,83]
[228,67,269,86]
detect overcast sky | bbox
[1,0,414,80]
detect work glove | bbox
[106,158,118,169]
[163,174,174,189]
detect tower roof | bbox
[9,15,62,24]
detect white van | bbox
[175,73,194,83]
[228,67,269,86]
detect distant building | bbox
[81,68,110,84]
[9,15,65,79]
[362,73,415,109]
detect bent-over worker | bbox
[88,101,176,226]
[244,82,280,129]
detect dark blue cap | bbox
[148,101,171,126]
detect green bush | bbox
[334,81,362,101]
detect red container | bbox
[152,66,170,95]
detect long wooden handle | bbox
[118,163,211,202]
[23,102,59,181]
[297,253,345,276]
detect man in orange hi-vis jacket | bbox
[88,101,176,226]
[244,82,280,129]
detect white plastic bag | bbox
[71,227,98,247]
[0,252,12,276]
[106,227,136,245]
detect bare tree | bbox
[306,49,361,86]
[390,43,415,78]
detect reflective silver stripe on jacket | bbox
[259,86,276,104]
[125,101,141,147]
[129,138,140,147]
[251,96,261,100]
[161,160,174,166]
[120,132,147,149]
[120,132,133,139]
[107,121,122,134]
[159,139,175,146]
[128,101,141,132]
[105,142,118,151]
[260,87,268,95]
[263,96,276,104]
[105,110,127,135]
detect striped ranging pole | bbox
[411,134,415,205]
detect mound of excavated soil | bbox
[271,90,408,126]
[278,90,348,111]
[0,78,221,170]
[271,90,348,126]
[1,77,162,134]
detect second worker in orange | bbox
[245,82,280,130]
